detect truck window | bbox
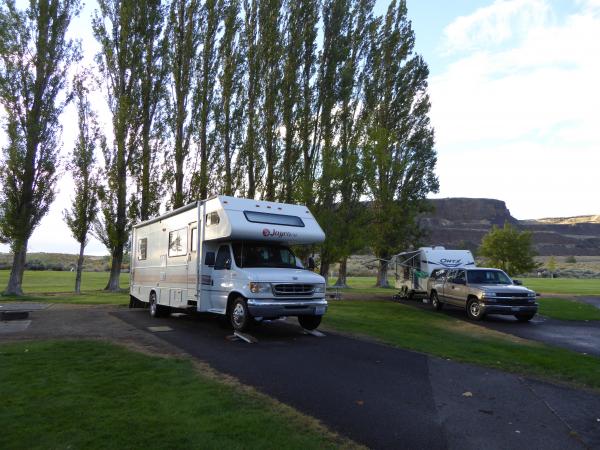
[243,211,304,227]
[137,238,147,260]
[168,228,187,257]
[454,270,466,284]
[214,245,231,270]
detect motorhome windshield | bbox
[232,242,298,268]
[467,270,512,285]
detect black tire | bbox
[466,298,485,321]
[229,297,252,332]
[149,292,169,318]
[298,315,322,330]
[515,313,535,322]
[398,286,409,301]
[430,291,443,311]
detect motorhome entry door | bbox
[188,223,198,302]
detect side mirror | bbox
[224,258,231,270]
[513,279,522,286]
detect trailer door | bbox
[188,223,198,303]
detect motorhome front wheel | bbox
[230,297,252,332]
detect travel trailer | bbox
[130,196,328,331]
[393,246,476,299]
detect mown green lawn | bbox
[328,276,396,294]
[0,340,349,450]
[0,270,129,293]
[323,300,600,390]
[520,277,600,296]
[537,297,600,321]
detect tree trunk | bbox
[5,243,27,296]
[319,260,329,285]
[75,241,85,294]
[105,250,123,291]
[376,259,390,288]
[333,257,349,288]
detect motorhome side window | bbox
[214,245,231,270]
[243,211,304,227]
[168,228,187,257]
[137,238,147,260]
[206,211,220,226]
[191,227,197,252]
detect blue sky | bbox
[1,0,599,255]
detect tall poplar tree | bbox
[63,74,99,294]
[0,0,81,295]
[131,0,168,221]
[214,0,244,196]
[189,0,221,200]
[93,0,143,291]
[258,0,282,201]
[332,0,374,287]
[313,0,350,279]
[362,0,438,287]
[240,0,261,198]
[165,0,200,208]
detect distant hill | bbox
[420,198,600,256]
[0,252,115,271]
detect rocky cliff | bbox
[419,198,600,256]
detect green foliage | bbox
[0,0,81,294]
[479,222,538,276]
[565,255,577,264]
[360,0,438,285]
[63,73,99,248]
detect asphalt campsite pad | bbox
[113,309,600,450]
[404,299,600,357]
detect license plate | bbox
[511,307,519,311]
[315,306,326,315]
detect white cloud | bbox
[443,0,551,54]
[430,1,600,219]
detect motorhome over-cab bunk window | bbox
[206,211,220,226]
[168,228,187,257]
[243,211,304,227]
[137,238,147,260]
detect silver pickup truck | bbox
[428,267,538,321]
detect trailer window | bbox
[137,238,147,260]
[168,228,187,257]
[191,227,197,252]
[206,211,220,226]
[243,211,304,227]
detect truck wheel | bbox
[515,313,535,322]
[298,315,322,330]
[466,298,485,321]
[230,297,252,332]
[430,292,443,311]
[149,292,169,318]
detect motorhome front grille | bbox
[272,284,315,296]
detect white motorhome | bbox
[393,246,476,299]
[130,195,328,331]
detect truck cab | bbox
[428,268,538,321]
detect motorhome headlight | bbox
[313,283,326,294]
[249,282,272,294]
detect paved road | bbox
[577,296,600,310]
[405,299,600,357]
[114,309,600,450]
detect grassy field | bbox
[520,277,600,295]
[330,275,600,296]
[0,340,350,450]
[323,300,600,390]
[537,297,600,321]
